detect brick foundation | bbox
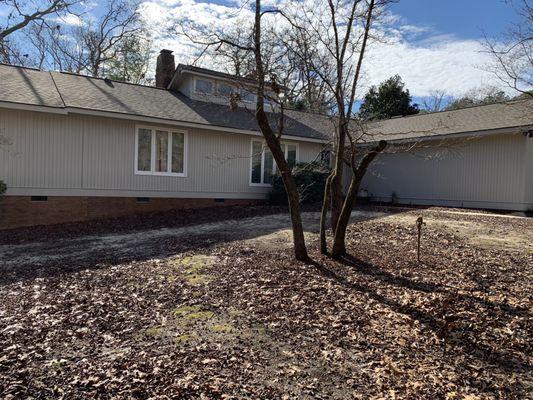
[0,196,259,229]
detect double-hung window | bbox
[135,126,187,176]
[250,140,298,186]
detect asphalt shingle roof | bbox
[367,100,533,141]
[1,63,532,142]
[0,65,64,108]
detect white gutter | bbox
[0,101,68,115]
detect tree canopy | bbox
[445,87,510,111]
[359,75,419,120]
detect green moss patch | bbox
[211,324,233,333]
[167,255,217,286]
[174,305,214,320]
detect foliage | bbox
[0,180,5,195]
[445,86,510,110]
[106,34,152,84]
[269,162,330,205]
[359,75,419,120]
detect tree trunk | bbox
[252,0,308,261]
[329,122,347,232]
[319,172,333,254]
[331,140,387,258]
[281,169,309,261]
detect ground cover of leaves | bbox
[0,210,531,399]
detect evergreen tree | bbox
[359,75,419,120]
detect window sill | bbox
[135,171,187,178]
[249,182,273,187]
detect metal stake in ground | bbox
[416,216,425,262]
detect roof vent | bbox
[104,77,114,87]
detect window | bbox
[250,140,299,185]
[241,89,256,103]
[135,126,187,176]
[320,148,331,166]
[195,78,214,94]
[217,82,234,97]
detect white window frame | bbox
[194,77,214,95]
[134,125,188,177]
[249,139,299,187]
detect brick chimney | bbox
[155,49,175,88]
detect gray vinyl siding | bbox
[357,133,531,211]
[0,109,324,198]
[525,136,533,208]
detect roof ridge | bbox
[0,62,42,72]
[53,70,165,90]
[384,98,533,121]
[48,72,66,108]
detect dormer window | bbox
[217,82,234,97]
[195,78,214,94]
[241,89,256,103]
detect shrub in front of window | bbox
[0,180,6,195]
[268,162,330,205]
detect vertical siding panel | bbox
[361,133,527,210]
[0,109,324,199]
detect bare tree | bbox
[421,90,449,113]
[73,0,142,77]
[0,0,77,39]
[484,0,532,97]
[0,0,80,63]
[177,0,312,261]
[280,0,394,257]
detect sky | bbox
[1,0,522,102]
[132,0,522,102]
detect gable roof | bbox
[366,100,533,141]
[0,63,532,143]
[173,64,260,86]
[0,63,330,141]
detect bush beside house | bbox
[269,163,330,205]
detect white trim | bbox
[134,125,188,177]
[0,102,329,144]
[249,139,300,186]
[0,101,68,114]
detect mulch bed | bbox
[0,205,301,246]
[0,214,531,399]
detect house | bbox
[0,50,330,229]
[0,49,531,230]
[357,100,533,211]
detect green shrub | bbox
[269,162,330,205]
[0,180,5,195]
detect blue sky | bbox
[391,0,518,40]
[136,0,519,99]
[1,0,521,100]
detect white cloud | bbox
[53,14,84,26]
[363,37,504,97]
[139,0,511,98]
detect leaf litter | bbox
[0,206,531,399]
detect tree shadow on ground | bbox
[0,208,392,287]
[309,254,530,380]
